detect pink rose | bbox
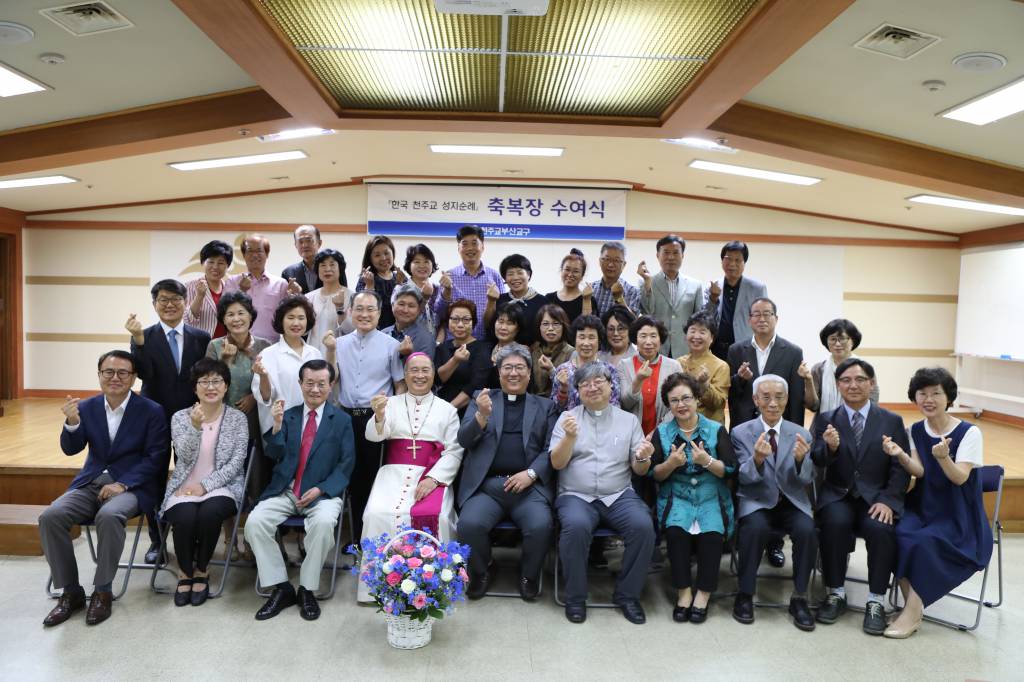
[401,544,415,556]
[437,552,448,560]
[412,593,427,609]
[390,555,406,565]
[419,545,436,559]
[386,571,402,586]
[459,567,469,582]
[407,557,423,569]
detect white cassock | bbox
[357,392,464,602]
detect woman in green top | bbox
[650,372,736,624]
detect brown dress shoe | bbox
[43,588,86,627]
[85,591,113,625]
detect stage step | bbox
[0,504,80,556]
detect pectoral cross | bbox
[407,438,421,460]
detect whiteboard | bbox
[955,244,1024,360]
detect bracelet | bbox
[701,457,715,470]
[634,455,651,463]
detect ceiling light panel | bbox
[907,194,1024,216]
[689,159,821,186]
[0,61,48,97]
[430,144,563,156]
[168,150,307,171]
[941,76,1024,126]
[0,175,76,189]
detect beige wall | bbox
[25,187,959,400]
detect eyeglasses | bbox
[579,377,609,390]
[197,378,225,388]
[540,321,563,329]
[449,316,473,325]
[827,334,852,344]
[301,381,330,391]
[606,325,627,334]
[749,311,775,319]
[599,257,625,265]
[838,376,871,386]
[500,364,530,375]
[561,268,583,277]
[352,306,378,314]
[668,395,695,406]
[156,296,184,305]
[99,369,135,379]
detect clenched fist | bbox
[823,424,840,452]
[476,390,493,418]
[371,392,388,421]
[793,433,810,463]
[562,414,578,438]
[61,396,81,426]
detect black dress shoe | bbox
[43,587,86,627]
[144,543,167,566]
[672,605,691,623]
[615,599,646,625]
[733,593,754,624]
[766,546,785,569]
[297,586,321,621]
[689,606,708,624]
[816,594,847,624]
[85,591,113,625]
[565,603,587,623]
[467,562,496,600]
[789,597,815,631]
[255,584,297,620]
[174,579,193,607]
[190,576,209,607]
[863,601,886,636]
[519,577,540,601]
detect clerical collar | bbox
[504,393,518,402]
[585,405,609,417]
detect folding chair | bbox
[150,444,258,597]
[553,525,621,608]
[254,492,354,601]
[483,520,545,598]
[728,538,818,609]
[890,464,1004,632]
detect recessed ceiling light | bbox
[168,150,308,171]
[662,137,737,153]
[0,61,47,97]
[688,159,821,186]
[906,194,1024,216]
[430,144,563,157]
[257,127,335,142]
[941,75,1024,125]
[0,175,77,189]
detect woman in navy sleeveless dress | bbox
[880,367,992,638]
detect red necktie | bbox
[293,410,317,496]
[768,428,778,456]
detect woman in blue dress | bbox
[649,372,735,624]
[881,367,992,638]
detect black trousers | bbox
[664,526,723,592]
[345,409,381,541]
[147,443,173,546]
[818,495,897,595]
[737,495,816,595]
[163,497,237,576]
[457,477,553,581]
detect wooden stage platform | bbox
[2,397,1022,529]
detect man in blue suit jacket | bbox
[731,374,816,631]
[39,350,168,627]
[245,359,355,622]
[127,279,211,557]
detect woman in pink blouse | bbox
[184,240,235,338]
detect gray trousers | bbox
[457,477,553,582]
[555,488,655,605]
[39,473,140,590]
[244,491,343,591]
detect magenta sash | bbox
[386,439,446,535]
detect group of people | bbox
[38,225,993,641]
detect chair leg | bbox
[150,519,175,595]
[111,516,145,601]
[210,510,247,599]
[315,493,346,601]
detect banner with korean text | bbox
[367,183,626,241]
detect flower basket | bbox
[350,527,471,650]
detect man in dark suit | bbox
[126,279,211,561]
[245,359,355,621]
[811,358,909,635]
[703,240,769,361]
[39,350,167,627]
[281,224,324,294]
[456,344,559,601]
[731,374,816,631]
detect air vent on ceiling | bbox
[434,0,549,16]
[853,23,940,60]
[40,2,133,37]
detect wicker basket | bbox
[385,612,434,649]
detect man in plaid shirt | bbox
[589,241,642,318]
[434,225,507,339]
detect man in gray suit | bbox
[638,234,705,357]
[731,375,816,631]
[457,344,559,601]
[703,241,768,361]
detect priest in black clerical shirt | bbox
[456,343,559,601]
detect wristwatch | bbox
[526,468,537,481]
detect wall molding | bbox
[856,348,953,358]
[844,292,958,303]
[25,276,150,287]
[26,333,127,343]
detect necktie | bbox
[851,411,864,447]
[767,428,778,456]
[293,410,318,496]
[167,329,181,372]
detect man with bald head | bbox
[225,233,301,341]
[282,224,324,294]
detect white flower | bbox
[400,578,417,594]
[422,563,435,575]
[381,562,394,574]
[452,554,464,565]
[440,569,454,582]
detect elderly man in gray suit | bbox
[703,241,768,361]
[637,234,705,357]
[731,374,817,632]
[457,344,560,602]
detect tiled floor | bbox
[0,534,1017,681]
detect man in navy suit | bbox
[245,359,355,621]
[811,358,910,635]
[39,350,168,627]
[126,279,211,560]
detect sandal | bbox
[174,579,193,607]
[190,576,210,607]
